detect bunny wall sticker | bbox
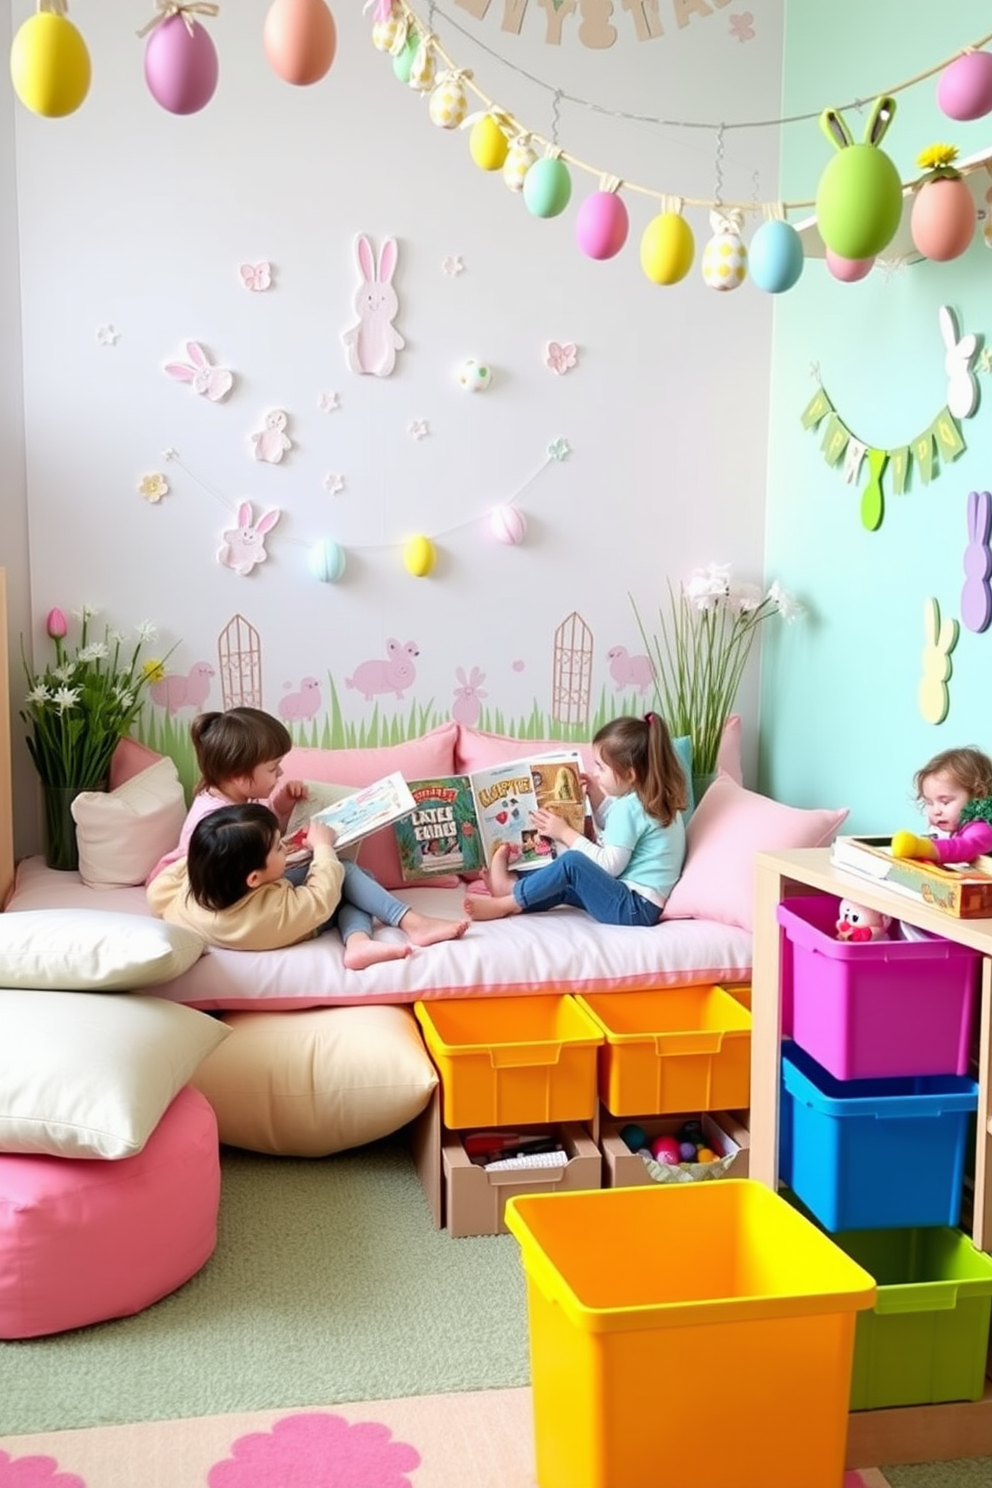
[217,502,281,576]
[250,409,293,464]
[962,489,992,634]
[918,596,959,725]
[342,233,405,377]
[939,305,979,420]
[164,341,234,402]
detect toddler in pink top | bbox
[891,745,992,865]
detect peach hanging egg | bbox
[910,176,976,261]
[264,0,337,86]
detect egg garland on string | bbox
[489,505,526,545]
[370,0,405,54]
[264,0,337,86]
[702,208,748,290]
[141,6,220,117]
[392,29,419,84]
[407,30,436,92]
[428,69,471,129]
[308,538,346,583]
[576,178,629,261]
[464,110,511,172]
[503,133,537,193]
[404,535,437,577]
[10,0,91,118]
[523,151,573,219]
[640,208,695,286]
[937,49,992,122]
[910,144,976,262]
[748,216,804,294]
[815,96,903,260]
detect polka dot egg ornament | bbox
[371,3,404,53]
[702,208,748,291]
[429,70,470,129]
[408,33,435,92]
[503,133,537,192]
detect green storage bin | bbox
[833,1226,992,1410]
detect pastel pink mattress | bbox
[9,857,752,1011]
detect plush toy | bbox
[836,899,892,942]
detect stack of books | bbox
[830,834,992,919]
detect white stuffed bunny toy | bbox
[836,899,892,943]
[342,234,405,378]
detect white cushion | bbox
[71,757,187,889]
[0,909,205,990]
[0,989,230,1158]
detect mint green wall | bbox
[763,3,992,832]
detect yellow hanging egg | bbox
[428,73,468,129]
[404,535,437,577]
[10,11,91,119]
[640,212,695,285]
[503,135,536,192]
[469,115,508,172]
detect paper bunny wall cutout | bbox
[451,665,487,726]
[217,501,281,576]
[164,341,234,402]
[918,596,959,724]
[962,489,992,633]
[250,409,292,464]
[342,234,405,377]
[939,305,979,420]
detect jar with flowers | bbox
[20,605,173,870]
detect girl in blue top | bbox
[465,713,687,927]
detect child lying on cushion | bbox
[148,803,467,963]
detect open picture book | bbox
[393,750,588,883]
[283,772,416,863]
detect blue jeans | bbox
[286,859,408,942]
[513,852,662,927]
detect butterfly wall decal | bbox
[545,341,578,375]
[239,261,272,292]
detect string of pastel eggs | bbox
[374,5,992,288]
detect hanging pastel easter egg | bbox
[503,134,537,193]
[911,175,976,261]
[370,0,402,52]
[469,114,509,172]
[639,212,694,285]
[308,538,346,583]
[748,219,804,293]
[702,209,748,291]
[404,535,436,577]
[458,358,492,392]
[10,10,91,118]
[144,15,219,116]
[937,51,992,122]
[825,249,874,282]
[408,34,435,92]
[392,31,419,83]
[576,191,629,261]
[429,71,469,129]
[815,97,903,259]
[490,505,526,545]
[264,0,337,86]
[523,157,572,219]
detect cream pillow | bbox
[0,988,229,1158]
[71,757,187,889]
[191,1005,438,1156]
[0,909,205,990]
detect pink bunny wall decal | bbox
[342,234,405,378]
[164,341,234,401]
[451,665,487,726]
[217,501,281,576]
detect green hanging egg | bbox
[815,96,904,260]
[392,32,418,83]
[522,157,572,219]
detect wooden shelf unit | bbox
[750,846,992,1467]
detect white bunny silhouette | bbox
[938,305,979,420]
[342,234,405,378]
[217,501,281,576]
[164,341,234,402]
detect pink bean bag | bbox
[0,1086,220,1339]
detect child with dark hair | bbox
[892,745,992,864]
[465,712,687,927]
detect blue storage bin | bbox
[779,1041,978,1233]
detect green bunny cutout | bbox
[816,96,904,260]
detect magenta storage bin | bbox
[777,896,979,1082]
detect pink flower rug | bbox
[0,1391,895,1488]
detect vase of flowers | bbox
[632,564,802,795]
[21,606,172,870]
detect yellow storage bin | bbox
[576,986,751,1115]
[723,981,752,1010]
[413,994,603,1128]
[505,1181,876,1488]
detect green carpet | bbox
[885,1465,992,1486]
[0,1141,529,1436]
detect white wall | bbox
[7,0,783,846]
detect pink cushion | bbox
[280,722,459,889]
[662,773,849,932]
[717,714,743,784]
[110,736,165,790]
[455,726,594,775]
[0,1086,219,1339]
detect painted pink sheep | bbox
[346,639,419,701]
[606,646,655,695]
[278,676,322,722]
[149,660,215,715]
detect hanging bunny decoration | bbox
[815,96,903,260]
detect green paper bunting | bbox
[821,415,850,466]
[860,449,888,532]
[800,388,833,429]
[932,407,965,462]
[890,446,909,495]
[913,429,935,485]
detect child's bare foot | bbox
[486,844,516,897]
[343,934,413,971]
[399,911,469,947]
[463,892,521,921]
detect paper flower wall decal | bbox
[239,261,272,291]
[442,255,465,275]
[318,390,340,412]
[323,472,345,495]
[545,341,578,375]
[408,419,430,440]
[547,437,571,461]
[729,12,756,42]
[138,473,169,503]
[96,324,120,346]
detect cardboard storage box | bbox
[442,1122,601,1237]
[601,1109,749,1187]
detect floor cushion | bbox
[0,1086,220,1339]
[191,1005,438,1156]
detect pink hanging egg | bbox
[937,51,992,121]
[910,176,976,261]
[575,191,629,261]
[489,505,526,545]
[144,15,218,115]
[825,249,874,282]
[264,0,337,86]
